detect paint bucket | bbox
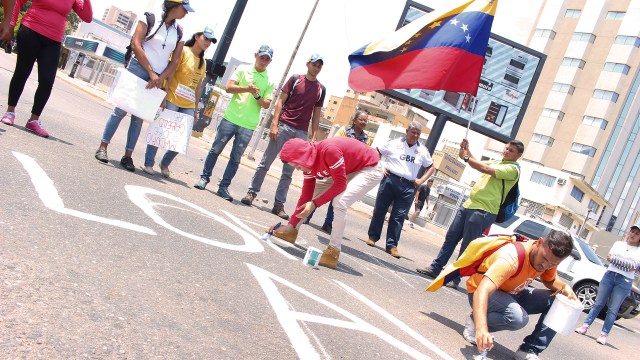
[543,294,584,336]
[303,247,322,267]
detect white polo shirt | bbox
[135,13,181,74]
[378,137,433,181]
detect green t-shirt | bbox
[463,160,519,214]
[224,64,274,130]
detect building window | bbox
[582,116,608,130]
[606,11,625,20]
[561,57,586,69]
[530,171,556,187]
[614,35,640,47]
[571,143,597,157]
[592,89,619,102]
[588,199,600,213]
[541,108,564,121]
[552,82,575,95]
[571,186,585,202]
[603,62,630,75]
[572,32,596,43]
[559,213,573,229]
[532,133,555,146]
[534,29,556,39]
[565,9,582,18]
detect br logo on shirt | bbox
[400,154,416,163]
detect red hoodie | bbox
[11,0,93,42]
[280,137,379,226]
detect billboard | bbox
[381,1,546,143]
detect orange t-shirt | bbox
[466,240,557,294]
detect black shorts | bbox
[415,201,425,211]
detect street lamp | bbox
[577,208,593,239]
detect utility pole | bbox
[246,0,320,160]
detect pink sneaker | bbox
[596,333,607,345]
[575,325,588,335]
[1,112,15,125]
[25,120,49,138]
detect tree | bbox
[65,12,81,35]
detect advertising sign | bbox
[63,36,99,52]
[383,1,546,143]
[432,151,465,181]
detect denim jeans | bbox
[367,175,416,249]
[430,207,497,284]
[101,58,151,152]
[248,122,308,205]
[199,118,253,187]
[583,270,633,335]
[467,287,557,355]
[144,101,193,167]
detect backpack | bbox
[123,13,184,67]
[426,234,527,292]
[495,164,520,224]
[284,74,326,106]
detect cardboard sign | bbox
[432,151,465,181]
[108,68,166,122]
[145,109,194,154]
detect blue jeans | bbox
[248,122,308,205]
[367,175,415,249]
[101,58,151,152]
[199,118,253,187]
[467,287,557,355]
[583,270,633,335]
[430,207,496,284]
[144,101,193,167]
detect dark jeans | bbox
[8,25,61,116]
[367,175,415,249]
[199,118,253,187]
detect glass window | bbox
[562,57,586,69]
[574,237,603,265]
[566,9,582,18]
[606,11,625,20]
[559,213,573,229]
[532,133,554,146]
[614,35,640,47]
[541,108,564,121]
[588,199,600,213]
[514,220,550,240]
[534,29,556,39]
[571,186,585,202]
[604,62,630,75]
[571,143,597,157]
[592,89,619,102]
[572,32,596,43]
[582,116,608,130]
[530,171,556,187]
[552,82,575,95]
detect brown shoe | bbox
[386,247,401,258]
[319,246,340,268]
[272,227,298,243]
[366,239,376,247]
[272,202,290,220]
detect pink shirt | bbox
[11,0,93,42]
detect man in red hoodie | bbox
[272,137,382,268]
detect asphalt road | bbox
[1,53,639,359]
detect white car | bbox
[485,215,640,319]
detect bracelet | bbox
[254,95,262,100]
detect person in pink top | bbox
[270,137,383,269]
[1,0,93,137]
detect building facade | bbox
[102,6,137,35]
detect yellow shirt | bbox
[166,48,206,109]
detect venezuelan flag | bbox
[348,0,497,95]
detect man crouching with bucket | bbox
[269,137,382,268]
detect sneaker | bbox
[319,245,340,269]
[241,191,256,206]
[216,187,234,202]
[445,281,458,289]
[462,313,476,345]
[514,349,540,360]
[194,178,208,190]
[416,266,439,278]
[94,148,108,163]
[25,120,49,138]
[596,333,607,345]
[120,156,135,172]
[366,239,376,247]
[160,166,170,178]
[409,222,414,229]
[272,203,289,220]
[321,223,332,234]
[142,166,154,175]
[575,325,588,335]
[386,247,401,258]
[1,112,15,125]
[272,227,298,243]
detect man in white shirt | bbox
[367,121,434,258]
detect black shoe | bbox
[321,223,332,234]
[272,203,289,220]
[241,191,256,206]
[216,187,234,202]
[416,266,438,278]
[445,281,458,289]
[95,148,108,163]
[120,156,135,172]
[302,217,311,225]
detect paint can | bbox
[543,294,584,336]
[303,247,322,267]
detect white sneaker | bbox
[514,349,540,360]
[409,222,414,229]
[142,166,154,175]
[463,313,476,344]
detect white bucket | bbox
[543,294,584,336]
[303,247,322,268]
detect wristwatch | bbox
[463,156,470,163]
[254,94,262,100]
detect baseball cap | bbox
[257,44,273,59]
[200,27,217,43]
[631,222,640,230]
[167,0,194,12]
[308,53,323,64]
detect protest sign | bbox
[108,68,166,121]
[145,109,194,154]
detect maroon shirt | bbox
[279,75,325,131]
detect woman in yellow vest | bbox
[143,27,215,177]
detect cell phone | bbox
[1,41,11,53]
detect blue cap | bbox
[168,0,194,12]
[200,26,217,43]
[308,53,323,64]
[257,44,273,59]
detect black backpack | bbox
[123,13,184,67]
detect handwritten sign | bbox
[145,109,194,154]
